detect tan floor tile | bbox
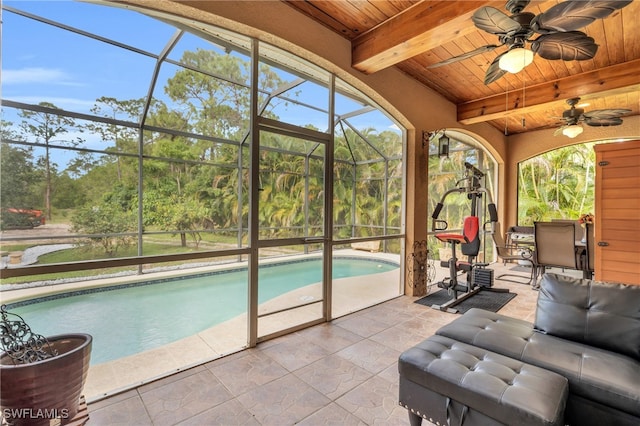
[139,369,233,425]
[137,365,207,394]
[377,362,400,384]
[87,389,139,413]
[333,314,392,338]
[399,316,447,337]
[295,354,373,400]
[204,347,260,366]
[415,305,459,325]
[358,303,414,327]
[176,399,259,425]
[337,339,401,374]
[236,374,330,425]
[86,394,152,426]
[369,325,428,353]
[297,402,368,425]
[295,322,364,353]
[260,336,332,372]
[207,350,289,397]
[336,375,407,425]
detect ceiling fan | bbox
[428,0,632,85]
[554,97,631,138]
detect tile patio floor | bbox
[86,264,576,425]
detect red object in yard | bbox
[2,207,45,227]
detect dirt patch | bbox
[0,224,75,245]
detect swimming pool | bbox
[8,257,398,365]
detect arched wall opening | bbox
[503,116,639,226]
[425,129,502,273]
[516,137,639,226]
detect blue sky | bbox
[3,1,191,115]
[2,0,400,169]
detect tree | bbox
[517,143,595,224]
[52,172,87,210]
[0,142,39,209]
[0,133,44,230]
[87,97,143,182]
[19,103,81,221]
[160,196,210,248]
[1,120,40,210]
[138,49,284,242]
[165,50,252,143]
[71,200,135,256]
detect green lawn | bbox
[1,242,205,285]
[0,243,34,253]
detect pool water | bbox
[11,257,397,365]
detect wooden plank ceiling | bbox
[284,0,640,136]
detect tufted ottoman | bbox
[398,335,568,426]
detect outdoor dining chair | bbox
[534,221,581,279]
[491,222,538,286]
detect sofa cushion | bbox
[521,333,640,418]
[534,273,640,360]
[436,308,640,418]
[432,308,535,359]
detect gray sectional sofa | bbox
[399,273,640,426]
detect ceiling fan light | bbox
[562,124,584,138]
[498,48,534,73]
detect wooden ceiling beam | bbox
[457,59,640,124]
[352,1,501,74]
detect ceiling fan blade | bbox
[472,7,521,34]
[484,52,508,85]
[530,31,598,60]
[583,108,632,119]
[584,117,624,127]
[428,45,501,68]
[532,0,633,34]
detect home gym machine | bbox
[431,162,507,313]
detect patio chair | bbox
[505,225,534,249]
[534,221,581,279]
[551,219,582,240]
[491,222,538,287]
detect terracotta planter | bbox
[0,334,92,426]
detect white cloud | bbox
[2,67,83,86]
[6,96,95,110]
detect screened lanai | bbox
[0,0,405,399]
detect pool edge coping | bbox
[0,251,400,307]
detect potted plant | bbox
[578,213,595,243]
[0,305,92,426]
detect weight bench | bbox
[434,216,507,313]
